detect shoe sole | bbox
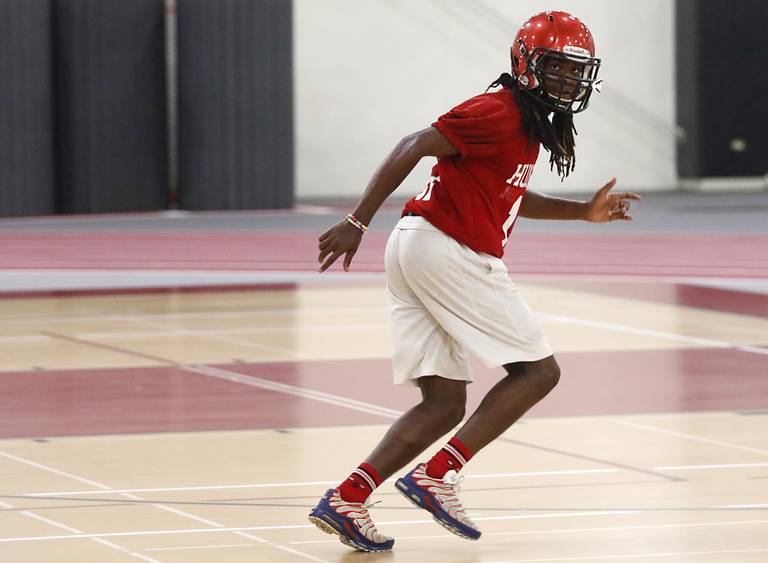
[395,479,480,541]
[308,514,392,553]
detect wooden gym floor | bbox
[1,201,767,562]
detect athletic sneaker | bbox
[395,463,481,540]
[308,488,395,552]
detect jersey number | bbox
[501,196,522,247]
[415,176,440,201]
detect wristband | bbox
[345,213,368,233]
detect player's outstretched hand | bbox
[318,220,364,272]
[585,178,641,223]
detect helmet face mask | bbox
[512,11,602,114]
[528,49,601,113]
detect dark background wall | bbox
[676,0,768,178]
[177,0,294,210]
[0,0,55,216]
[53,0,168,213]
[0,0,294,217]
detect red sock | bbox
[336,463,383,503]
[425,437,473,479]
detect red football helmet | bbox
[511,11,601,113]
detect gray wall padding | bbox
[54,0,168,212]
[178,0,294,210]
[676,0,768,177]
[0,0,55,217]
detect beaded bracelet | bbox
[345,213,368,233]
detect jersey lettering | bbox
[506,164,534,188]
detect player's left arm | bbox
[520,178,641,222]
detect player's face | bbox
[540,57,586,101]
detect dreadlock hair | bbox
[487,72,577,180]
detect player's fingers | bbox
[597,177,617,195]
[614,191,641,201]
[318,245,335,263]
[342,249,358,272]
[318,228,333,243]
[318,237,334,252]
[609,209,625,221]
[319,250,343,272]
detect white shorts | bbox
[385,216,553,386]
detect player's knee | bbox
[537,357,561,394]
[422,396,465,429]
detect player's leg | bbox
[390,227,558,540]
[454,355,560,451]
[308,375,466,552]
[395,356,559,541]
[364,375,467,478]
[394,357,559,541]
[309,225,470,551]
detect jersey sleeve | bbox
[432,94,518,159]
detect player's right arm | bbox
[318,127,458,273]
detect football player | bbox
[310,11,640,552]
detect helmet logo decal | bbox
[563,45,590,57]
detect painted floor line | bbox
[184,363,403,419]
[75,322,390,340]
[0,510,639,544]
[610,419,768,456]
[289,517,768,544]
[0,499,164,563]
[0,305,391,326]
[146,543,255,552]
[16,469,617,497]
[487,547,768,562]
[0,449,326,563]
[540,312,768,356]
[656,462,768,470]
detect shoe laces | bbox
[442,470,465,495]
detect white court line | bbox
[539,313,768,356]
[17,462,768,498]
[656,462,768,470]
[156,329,297,359]
[146,543,254,552]
[289,518,768,544]
[184,364,403,419]
[18,469,617,497]
[147,543,255,552]
[0,451,110,489]
[720,504,768,509]
[0,510,639,544]
[6,299,767,359]
[0,449,328,563]
[488,547,768,562]
[10,304,764,360]
[0,305,390,326]
[0,500,163,563]
[0,335,51,343]
[610,419,768,456]
[77,322,389,340]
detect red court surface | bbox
[2,345,767,439]
[2,231,768,277]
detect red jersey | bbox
[402,89,539,258]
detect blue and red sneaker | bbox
[395,463,481,540]
[308,488,395,552]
